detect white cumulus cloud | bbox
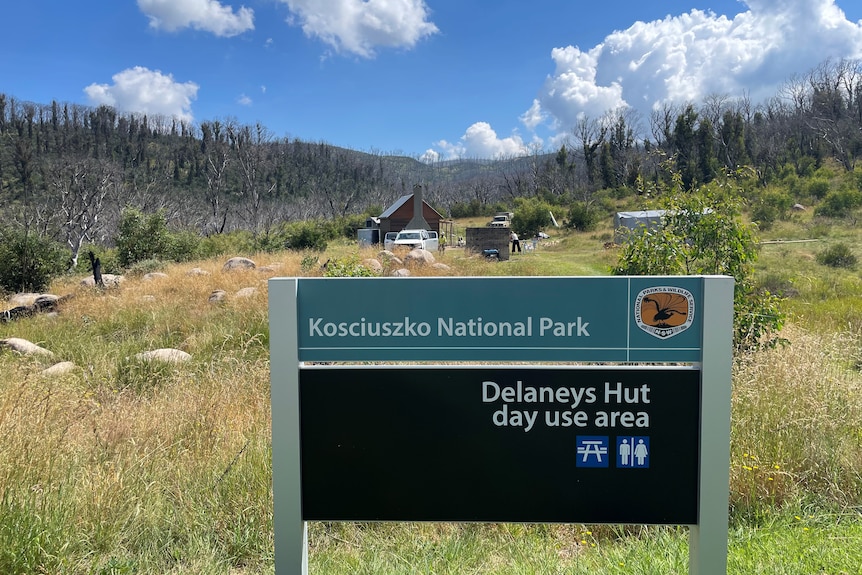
[138,0,254,37]
[84,67,199,123]
[280,0,438,58]
[434,0,862,161]
[530,0,862,135]
[433,122,533,160]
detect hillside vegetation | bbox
[3,57,862,292]
[1,201,862,573]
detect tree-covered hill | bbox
[2,57,862,286]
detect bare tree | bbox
[229,122,278,236]
[200,119,233,234]
[49,156,119,267]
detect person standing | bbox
[510,231,521,253]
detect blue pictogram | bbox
[617,436,650,468]
[576,436,609,468]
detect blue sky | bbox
[2,1,862,161]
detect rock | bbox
[80,274,124,287]
[362,258,383,274]
[404,248,436,266]
[187,267,211,276]
[135,348,191,363]
[258,262,283,272]
[7,293,41,307]
[34,294,59,307]
[143,272,169,281]
[377,250,402,266]
[223,257,256,271]
[41,361,76,376]
[391,268,411,277]
[0,337,54,357]
[432,263,452,272]
[1,294,69,323]
[235,287,258,298]
[208,290,227,304]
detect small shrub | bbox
[0,227,69,293]
[125,259,165,277]
[115,208,170,267]
[806,220,832,239]
[750,202,778,230]
[565,202,598,231]
[756,272,798,298]
[807,178,830,200]
[198,231,256,258]
[163,229,202,262]
[252,231,289,254]
[751,188,793,230]
[511,197,553,237]
[451,199,495,218]
[816,242,857,269]
[300,255,319,272]
[330,214,368,239]
[284,221,328,251]
[322,255,377,277]
[814,188,862,218]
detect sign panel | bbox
[300,366,700,525]
[293,277,703,362]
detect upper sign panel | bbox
[286,276,705,362]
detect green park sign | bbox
[269,276,734,575]
[295,276,703,362]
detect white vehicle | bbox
[383,232,398,251]
[488,212,513,228]
[392,229,439,251]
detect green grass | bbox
[306,514,862,574]
[1,218,862,573]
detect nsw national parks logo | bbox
[634,286,695,339]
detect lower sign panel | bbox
[300,367,700,524]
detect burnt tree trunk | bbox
[88,251,104,288]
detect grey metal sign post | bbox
[269,275,733,575]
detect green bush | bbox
[330,214,368,240]
[322,254,377,277]
[750,188,793,230]
[564,201,599,231]
[612,172,784,350]
[814,188,862,218]
[252,231,290,254]
[807,178,830,200]
[284,221,328,251]
[511,197,553,237]
[450,199,488,219]
[0,227,69,293]
[198,231,256,258]
[750,202,778,230]
[115,208,207,266]
[115,208,170,267]
[163,229,202,262]
[816,242,857,269]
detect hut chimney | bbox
[405,184,431,230]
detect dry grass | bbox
[731,324,862,518]
[2,233,862,572]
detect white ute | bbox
[392,229,439,251]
